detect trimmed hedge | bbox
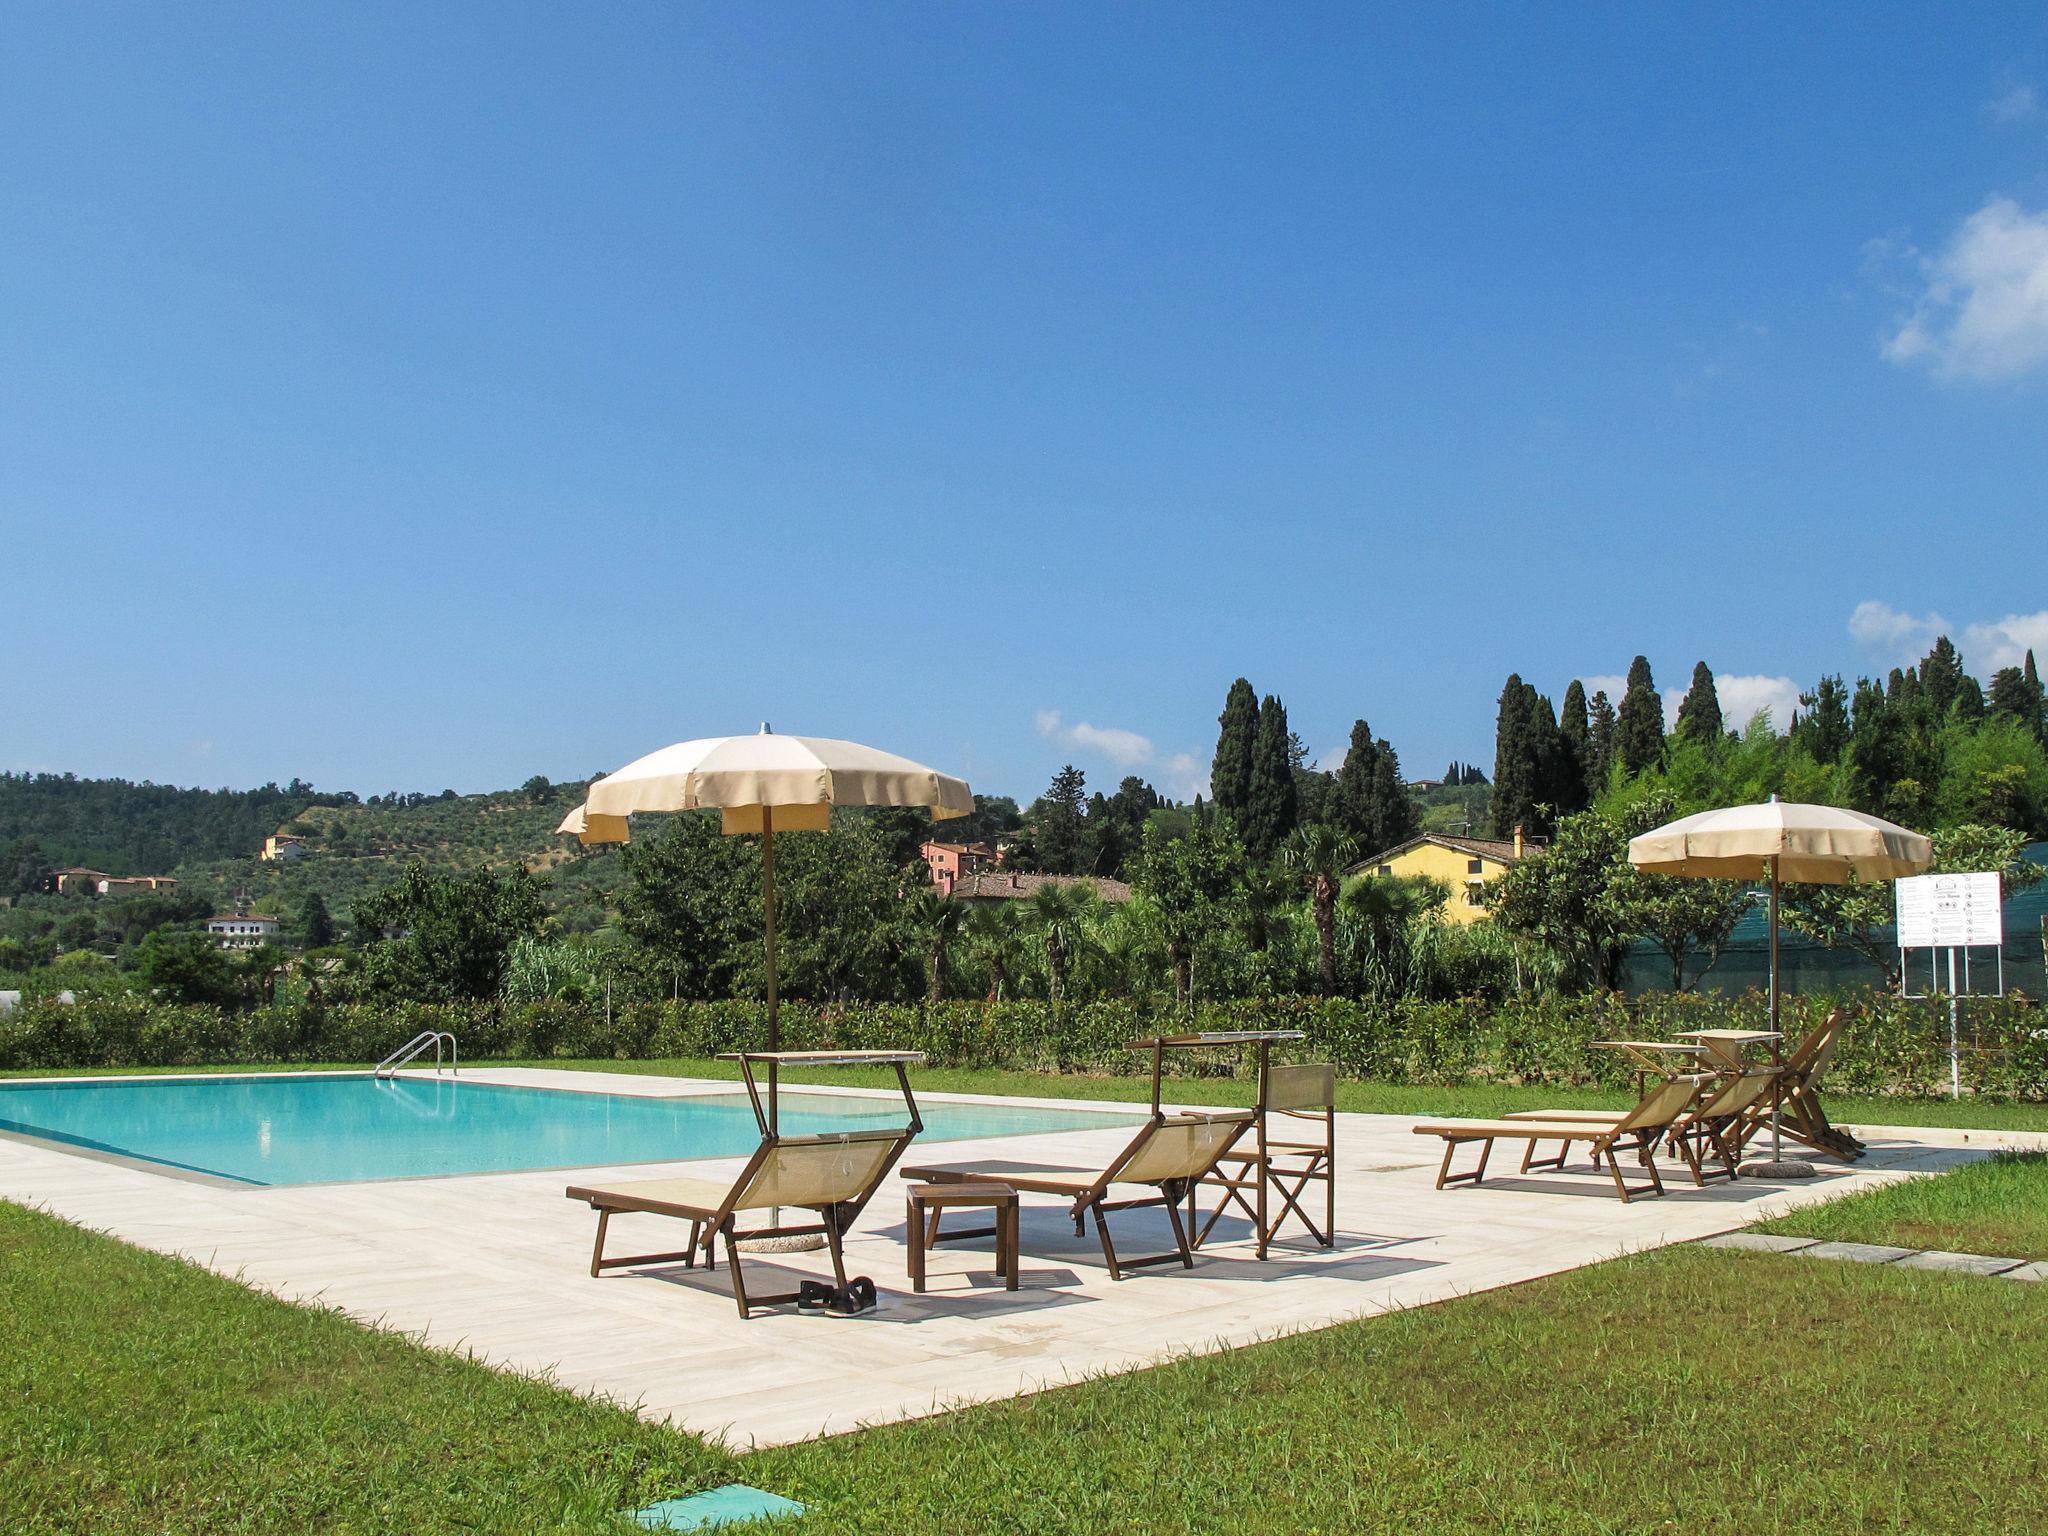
[4,991,2044,1100]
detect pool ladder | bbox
[375,1030,459,1080]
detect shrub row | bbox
[1,991,2041,1100]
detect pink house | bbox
[920,840,998,894]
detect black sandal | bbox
[827,1276,877,1315]
[796,1279,836,1312]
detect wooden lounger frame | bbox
[1730,1009,1865,1162]
[904,1109,1254,1280]
[1193,1061,1335,1257]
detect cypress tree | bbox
[1796,675,1851,763]
[1210,679,1258,824]
[1035,765,1089,875]
[1617,656,1665,776]
[1675,661,1724,746]
[1587,689,1618,793]
[1557,680,1592,814]
[1368,735,1417,850]
[1919,637,1965,720]
[1490,674,1538,838]
[1335,720,1378,845]
[2030,652,2045,741]
[1525,687,1565,836]
[1244,695,1298,861]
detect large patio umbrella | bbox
[1627,798,1931,1168]
[558,727,972,1113]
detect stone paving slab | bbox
[5,1065,2045,1447]
[1699,1233,1818,1255]
[1798,1241,1917,1264]
[1893,1250,2028,1277]
[2003,1262,2048,1283]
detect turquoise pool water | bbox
[0,1075,1138,1186]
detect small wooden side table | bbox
[905,1181,1019,1293]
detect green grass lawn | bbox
[5,1197,2047,1534]
[8,1054,2048,1130]
[1753,1150,2048,1261]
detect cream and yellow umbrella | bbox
[1628,797,1931,1167]
[558,726,971,1106]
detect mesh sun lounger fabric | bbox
[903,1110,1254,1280]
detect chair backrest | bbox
[1113,1111,1254,1186]
[1613,1073,1714,1134]
[1786,1008,1847,1083]
[732,1128,907,1212]
[1268,1062,1336,1114]
[1692,1066,1781,1120]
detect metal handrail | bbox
[374,1029,458,1079]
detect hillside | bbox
[0,772,341,876]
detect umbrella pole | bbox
[763,806,778,1135]
[1768,855,1782,1165]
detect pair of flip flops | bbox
[797,1276,878,1316]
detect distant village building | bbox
[48,868,179,897]
[208,913,281,949]
[920,840,998,888]
[262,834,309,862]
[1343,827,1542,925]
[942,871,1134,906]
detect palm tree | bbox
[910,891,967,1004]
[964,902,1027,1001]
[1280,825,1358,993]
[1028,881,1097,1006]
[1234,862,1294,954]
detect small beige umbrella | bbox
[560,726,971,1117]
[1628,797,1931,1169]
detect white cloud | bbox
[1882,197,2048,381]
[1848,600,2048,673]
[1709,675,1801,734]
[1037,709,1209,797]
[1849,599,1947,657]
[1987,80,2038,123]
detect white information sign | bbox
[1896,871,2003,950]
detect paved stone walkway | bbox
[5,1066,2045,1447]
[1701,1230,2044,1279]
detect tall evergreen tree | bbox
[1367,736,1417,850]
[1919,637,1966,721]
[1034,765,1089,875]
[1989,652,2046,741]
[1210,679,1259,824]
[1796,674,1851,763]
[1525,687,1566,835]
[2031,652,2045,741]
[1490,674,1540,839]
[1587,689,1618,792]
[1243,694,1298,861]
[1674,661,1724,746]
[1335,720,1378,844]
[1556,680,1592,814]
[1617,655,1665,776]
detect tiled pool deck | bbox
[3,1066,2042,1447]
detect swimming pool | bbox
[0,1074,1140,1186]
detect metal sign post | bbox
[1897,872,2005,1100]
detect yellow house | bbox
[1344,829,1540,924]
[261,835,308,862]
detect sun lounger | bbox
[1501,1065,1782,1185]
[902,1110,1254,1280]
[1728,1009,1864,1162]
[568,1126,915,1317]
[1412,1073,1715,1203]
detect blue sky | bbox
[5,4,2047,804]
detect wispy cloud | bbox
[1986,79,2038,124]
[1882,196,2048,381]
[1036,710,1210,799]
[1849,600,2048,672]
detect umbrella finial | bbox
[760,722,773,734]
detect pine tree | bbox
[1490,674,1539,838]
[1210,679,1259,824]
[1587,689,1618,793]
[297,891,335,948]
[1035,765,1089,875]
[1556,680,1592,814]
[1919,637,1966,720]
[1990,652,2046,742]
[1674,661,1723,746]
[1243,694,1298,861]
[1796,674,1851,763]
[1336,720,1379,845]
[1617,656,1665,776]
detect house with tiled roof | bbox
[943,871,1134,906]
[1343,827,1544,924]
